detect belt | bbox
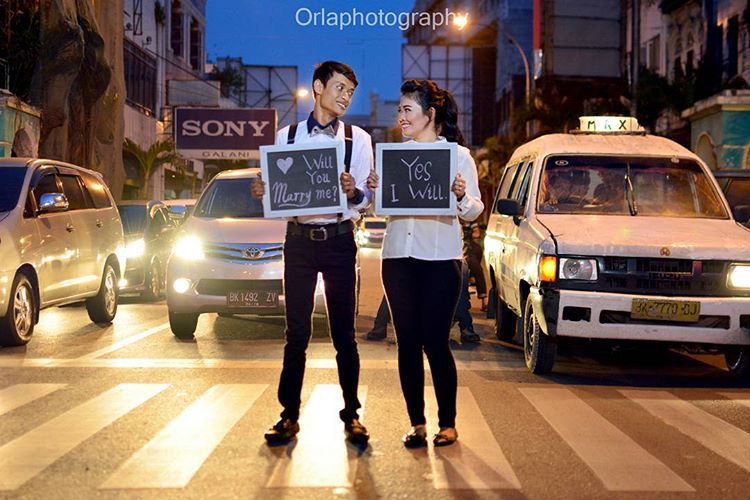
[286,220,354,241]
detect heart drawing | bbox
[276,157,293,174]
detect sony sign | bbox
[174,107,277,159]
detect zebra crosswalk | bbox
[0,382,749,494]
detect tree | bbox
[208,65,245,99]
[123,139,183,199]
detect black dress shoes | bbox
[264,418,300,444]
[344,419,369,445]
[402,425,427,448]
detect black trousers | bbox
[382,257,462,428]
[278,230,360,423]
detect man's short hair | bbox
[312,61,358,89]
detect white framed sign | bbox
[260,141,347,218]
[375,142,458,216]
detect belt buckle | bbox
[309,227,328,241]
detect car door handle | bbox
[66,224,75,232]
[96,220,104,228]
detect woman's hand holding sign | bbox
[451,173,466,202]
[367,168,379,190]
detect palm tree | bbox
[123,138,183,199]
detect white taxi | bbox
[485,117,750,377]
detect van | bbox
[484,117,750,378]
[0,159,125,346]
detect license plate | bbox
[226,290,279,309]
[630,298,701,322]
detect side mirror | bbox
[495,199,521,216]
[733,205,750,224]
[38,193,69,213]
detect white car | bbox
[166,168,326,338]
[485,117,750,377]
[0,159,125,346]
[356,215,386,248]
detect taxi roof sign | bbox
[578,116,642,133]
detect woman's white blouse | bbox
[381,138,484,261]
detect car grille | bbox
[203,242,283,264]
[560,257,744,297]
[195,279,283,296]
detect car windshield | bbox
[118,205,148,234]
[0,167,27,212]
[537,155,728,218]
[193,178,264,218]
[721,177,750,210]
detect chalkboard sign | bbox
[260,141,347,218]
[375,142,458,216]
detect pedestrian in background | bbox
[367,79,484,448]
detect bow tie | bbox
[310,125,337,138]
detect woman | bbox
[368,80,484,447]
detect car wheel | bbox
[169,311,198,339]
[523,298,556,374]
[0,273,36,346]
[142,261,161,301]
[724,347,750,381]
[86,263,118,324]
[494,288,516,342]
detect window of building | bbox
[124,39,157,115]
[189,17,202,71]
[171,0,183,57]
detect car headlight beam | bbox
[173,235,205,261]
[727,264,750,289]
[559,258,598,281]
[125,238,145,258]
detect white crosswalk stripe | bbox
[0,383,168,491]
[0,384,66,417]
[100,384,268,489]
[521,387,694,492]
[266,384,368,489]
[621,389,750,474]
[2,381,750,493]
[425,386,521,490]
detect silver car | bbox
[0,159,125,346]
[166,168,326,339]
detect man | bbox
[252,61,372,446]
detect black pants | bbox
[382,257,462,428]
[278,230,360,423]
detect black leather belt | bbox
[286,220,354,241]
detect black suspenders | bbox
[286,122,354,222]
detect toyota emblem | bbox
[243,247,264,259]
[659,247,671,257]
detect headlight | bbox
[363,230,371,238]
[539,255,557,282]
[559,258,598,281]
[173,235,205,261]
[125,238,145,258]
[727,264,750,289]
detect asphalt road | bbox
[1,246,749,499]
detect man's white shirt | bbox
[275,120,374,225]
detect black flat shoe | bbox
[344,418,369,445]
[402,426,427,448]
[264,418,299,444]
[433,427,458,447]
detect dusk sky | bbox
[205,1,416,117]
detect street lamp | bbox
[454,17,532,138]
